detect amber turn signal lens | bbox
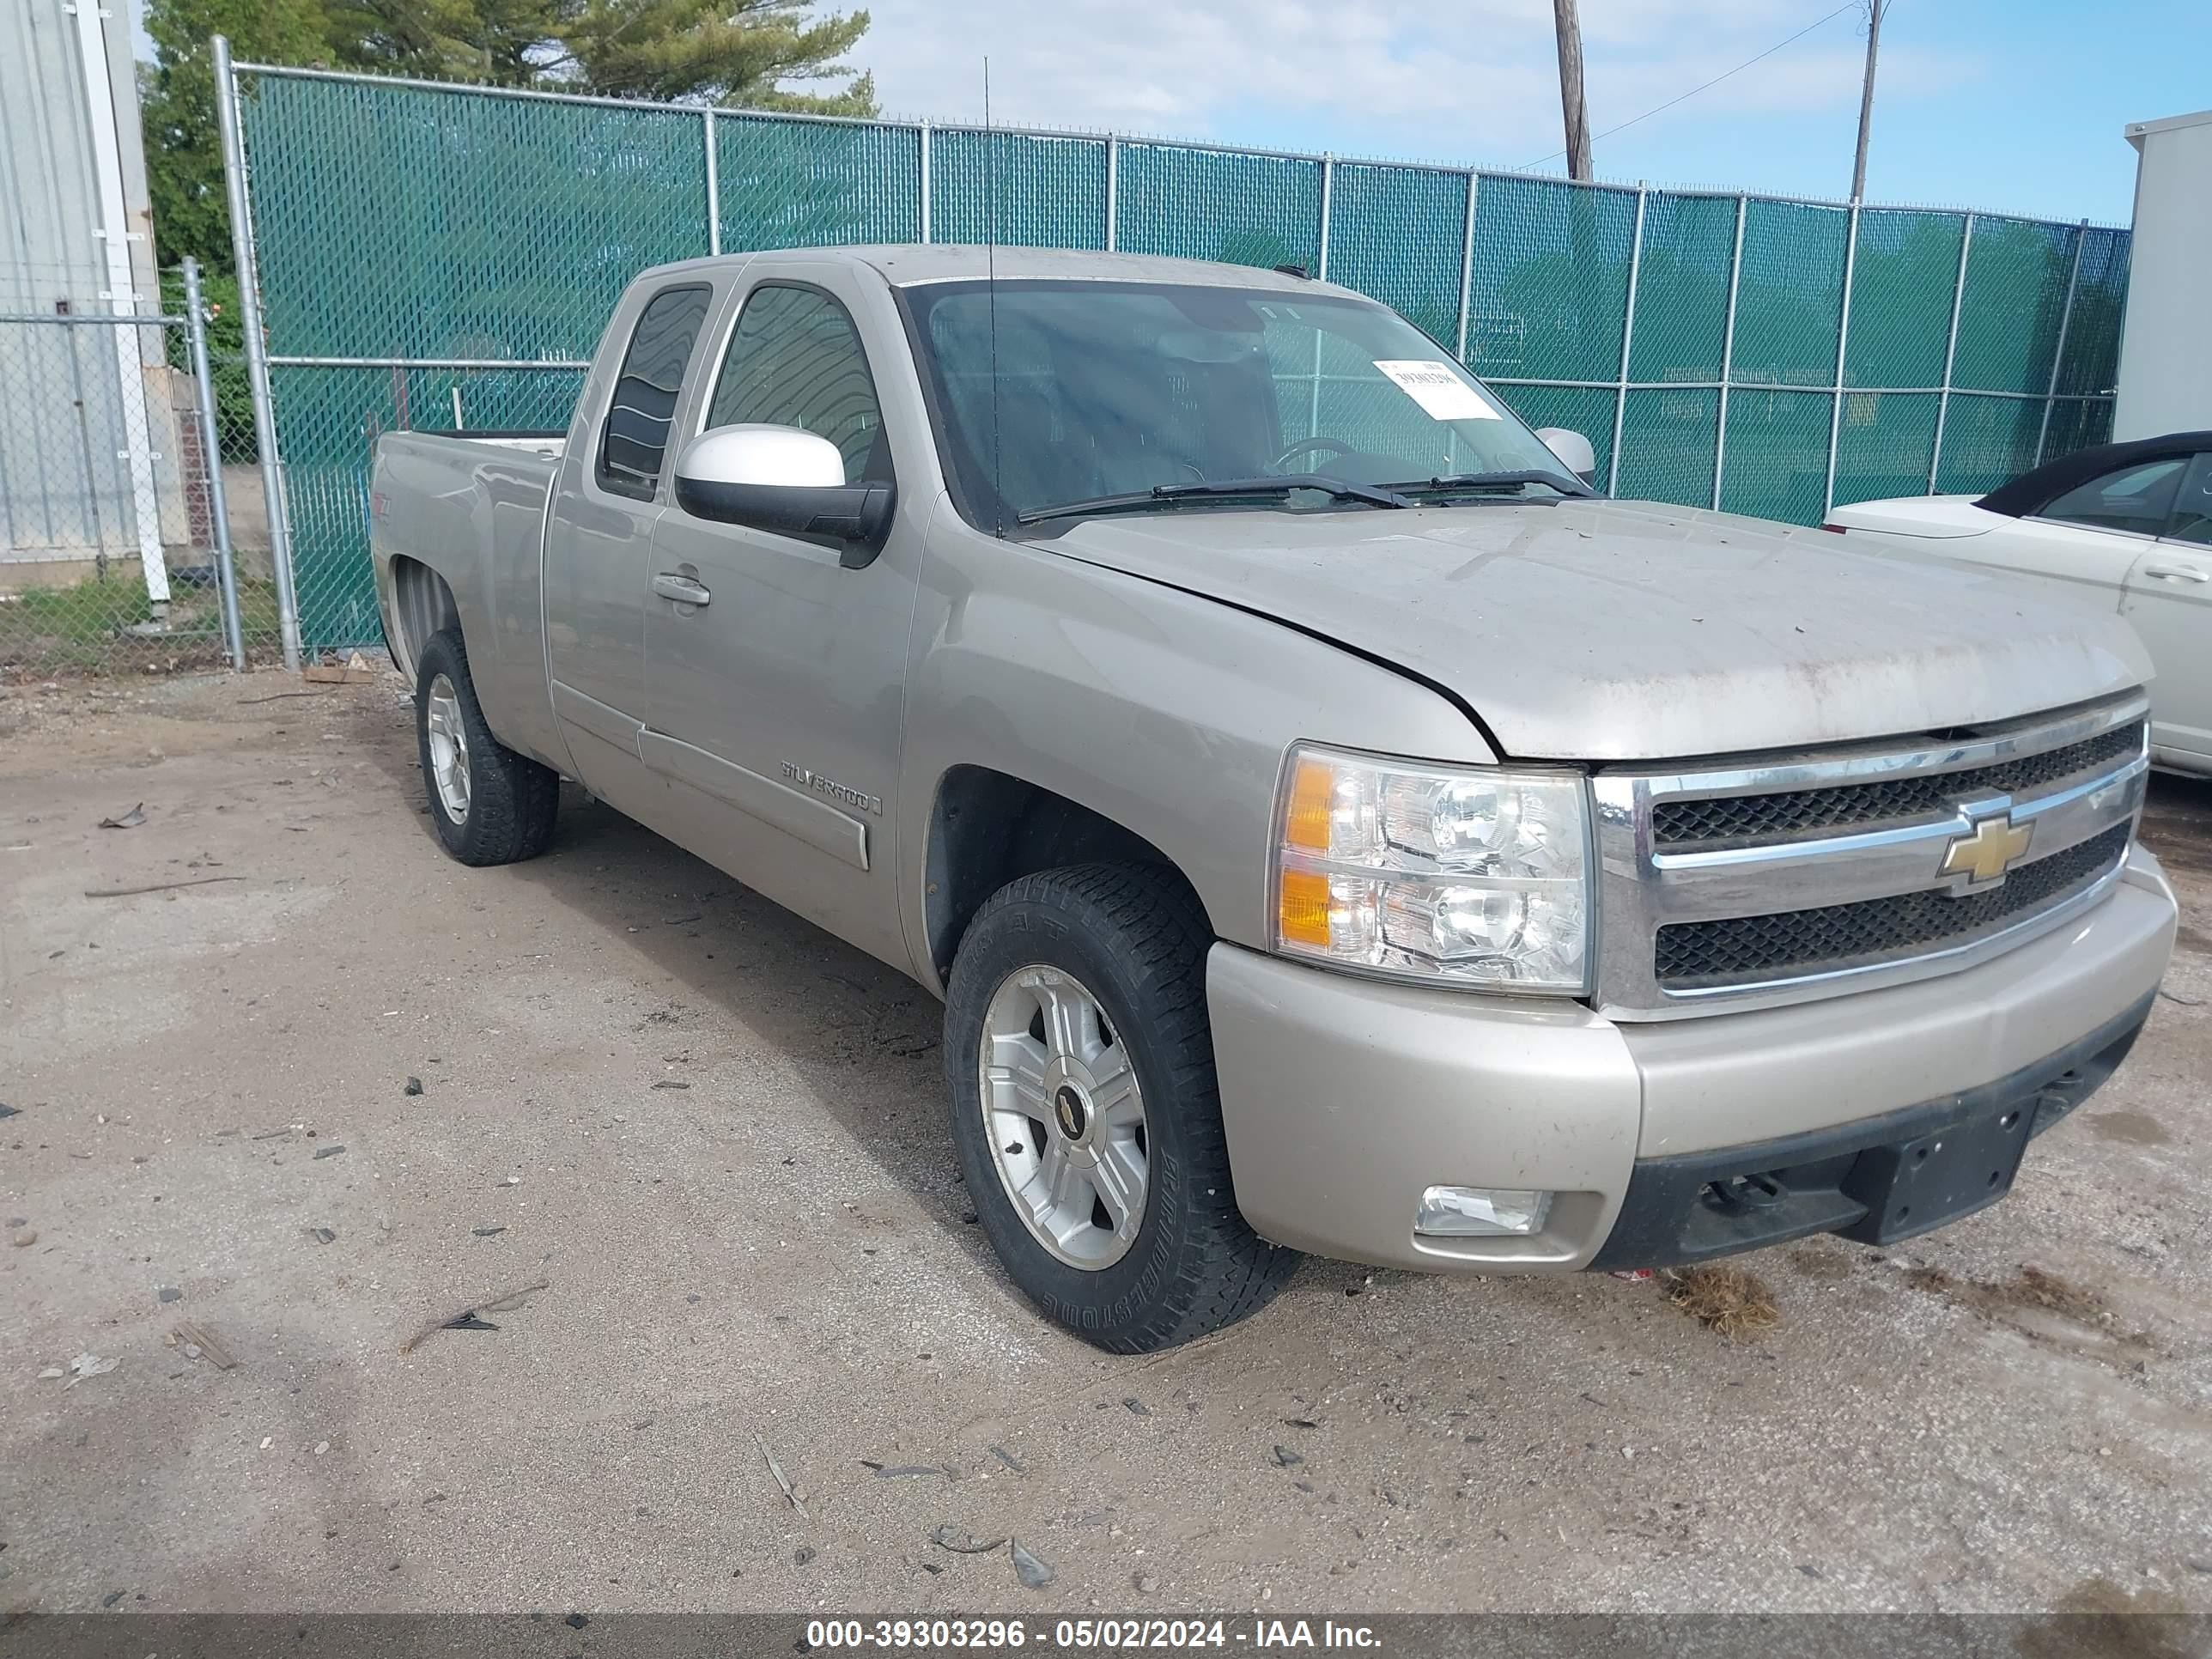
[1284,756,1335,853]
[1278,867,1332,947]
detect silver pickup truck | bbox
[371,246,2178,1352]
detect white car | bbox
[1826,432,2212,776]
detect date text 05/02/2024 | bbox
[803,1617,1383,1650]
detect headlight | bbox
[1272,744,1591,993]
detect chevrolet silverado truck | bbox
[370,246,2178,1352]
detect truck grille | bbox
[1654,823,2132,988]
[1589,696,2150,1018]
[1652,724,2143,849]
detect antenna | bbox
[985,58,1003,539]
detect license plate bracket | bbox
[1839,1097,2039,1245]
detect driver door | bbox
[639,262,921,966]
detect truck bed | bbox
[369,429,568,772]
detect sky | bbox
[844,0,2212,227]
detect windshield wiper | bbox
[1384,469,1596,501]
[1016,474,1412,525]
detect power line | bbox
[1519,1,1862,171]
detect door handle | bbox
[653,572,712,606]
[2142,564,2209,583]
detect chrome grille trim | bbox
[1590,692,2150,1021]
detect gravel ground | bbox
[3,672,2209,1616]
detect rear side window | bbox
[2039,459,2185,536]
[597,284,713,501]
[2164,453,2212,544]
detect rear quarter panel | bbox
[371,433,568,771]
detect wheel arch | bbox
[921,766,1212,986]
[386,556,461,684]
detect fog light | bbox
[1415,1186,1553,1237]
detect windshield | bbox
[902,279,1581,526]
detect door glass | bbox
[2039,459,2185,535]
[2162,453,2212,545]
[596,284,713,501]
[705,285,888,483]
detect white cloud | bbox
[844,0,1972,172]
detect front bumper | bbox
[1206,848,2177,1273]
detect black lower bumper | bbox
[1588,992,2155,1272]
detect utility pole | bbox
[1850,0,1886,203]
[1552,0,1592,181]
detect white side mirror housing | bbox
[1534,427,1598,486]
[675,422,846,489]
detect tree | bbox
[138,0,332,270]
[140,0,876,270]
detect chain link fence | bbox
[0,260,281,678]
[210,52,2129,659]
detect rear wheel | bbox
[413,627,559,866]
[944,862,1299,1352]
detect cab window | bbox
[2039,459,2185,536]
[596,283,713,501]
[704,283,889,483]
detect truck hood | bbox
[1042,497,2151,762]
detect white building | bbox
[2114,107,2212,441]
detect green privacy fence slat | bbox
[1491,385,1619,490]
[717,114,920,251]
[271,364,583,648]
[1934,392,2048,494]
[228,65,2136,652]
[1466,174,1636,382]
[1325,164,1468,346]
[1730,200,1849,389]
[2054,227,2128,397]
[1952,217,2075,395]
[1617,387,1719,507]
[1844,211,1965,389]
[1626,194,1736,385]
[1113,144,1322,271]
[1833,392,1939,507]
[931,130,1109,249]
[1721,390,1833,525]
[242,74,708,360]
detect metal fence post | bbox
[182,259,246,668]
[1316,155,1334,279]
[2034,220,2089,467]
[1104,136,1118,252]
[1455,172,1478,363]
[918,122,932,244]
[1607,185,1648,497]
[1711,193,1748,511]
[1821,203,1861,518]
[704,108,721,255]
[1928,212,1975,495]
[214,35,302,672]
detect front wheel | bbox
[944,862,1299,1352]
[413,627,560,866]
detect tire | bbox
[413,626,560,866]
[944,861,1299,1352]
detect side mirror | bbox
[1534,427,1598,488]
[672,423,895,569]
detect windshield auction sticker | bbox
[1373,360,1500,420]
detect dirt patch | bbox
[2172,921,2212,958]
[1902,1263,2158,1368]
[2015,1578,2197,1659]
[1784,1244,1855,1281]
[2087,1109,2173,1147]
[1662,1264,1781,1338]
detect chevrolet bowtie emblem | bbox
[1940,815,2033,884]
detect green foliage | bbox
[139,0,875,273]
